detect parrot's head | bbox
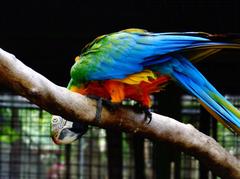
[51,115,88,145]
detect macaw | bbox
[51,28,240,144]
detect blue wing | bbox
[71,29,240,81]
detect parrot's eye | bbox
[51,115,60,124]
[75,56,80,62]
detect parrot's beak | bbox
[51,115,88,145]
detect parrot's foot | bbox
[51,115,88,145]
[143,108,152,124]
[132,104,152,124]
[87,95,119,122]
[94,97,103,122]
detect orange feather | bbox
[70,75,170,108]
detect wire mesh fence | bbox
[180,94,240,179]
[0,93,136,179]
[0,93,239,179]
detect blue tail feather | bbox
[153,56,240,130]
[173,68,240,126]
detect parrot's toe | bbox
[132,104,152,124]
[143,108,152,124]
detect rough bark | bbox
[0,48,239,178]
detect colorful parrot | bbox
[52,28,240,144]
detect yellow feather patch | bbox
[75,56,80,62]
[210,92,240,119]
[115,70,157,85]
[121,28,147,33]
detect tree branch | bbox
[0,48,239,178]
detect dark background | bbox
[1,0,240,92]
[1,1,240,178]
